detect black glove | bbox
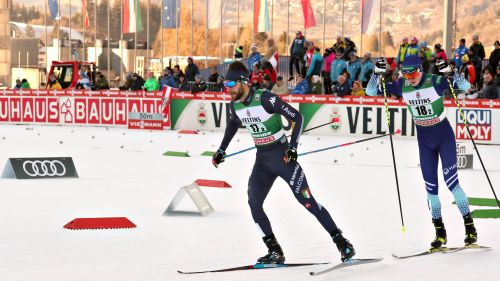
[436,59,451,75]
[374,57,387,74]
[283,147,298,164]
[212,148,226,168]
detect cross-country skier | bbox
[366,54,477,250]
[212,61,355,263]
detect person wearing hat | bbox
[271,76,289,95]
[191,74,207,93]
[405,36,420,57]
[359,52,374,88]
[366,55,477,251]
[420,41,432,61]
[469,35,485,61]
[95,71,110,90]
[330,48,347,88]
[13,78,22,89]
[459,54,477,87]
[160,67,178,89]
[143,71,159,92]
[234,45,244,60]
[212,60,357,264]
[454,38,469,69]
[289,31,307,81]
[292,74,309,94]
[247,43,262,71]
[333,36,346,52]
[396,37,409,67]
[347,51,361,81]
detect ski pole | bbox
[298,130,401,156]
[381,76,406,233]
[225,120,335,158]
[446,79,500,208]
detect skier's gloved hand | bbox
[283,147,298,164]
[436,59,451,75]
[374,57,387,74]
[212,148,226,168]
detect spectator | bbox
[177,73,190,91]
[249,63,263,85]
[468,48,482,88]
[306,47,324,87]
[460,55,476,86]
[271,76,289,95]
[119,73,133,90]
[247,44,262,71]
[351,81,365,97]
[160,67,178,89]
[420,41,432,60]
[264,38,278,61]
[480,66,498,99]
[191,74,207,93]
[332,75,351,97]
[396,37,409,67]
[260,60,277,83]
[419,49,430,73]
[213,75,225,92]
[470,35,486,61]
[95,72,110,90]
[310,75,322,94]
[47,74,62,90]
[173,65,184,82]
[341,70,353,89]
[434,43,447,61]
[343,37,357,61]
[454,38,469,69]
[20,78,31,89]
[333,36,346,52]
[234,45,244,60]
[405,36,420,57]
[130,73,145,91]
[250,74,261,90]
[322,47,335,94]
[76,72,90,89]
[495,65,500,87]
[185,57,200,82]
[359,52,374,88]
[429,54,440,75]
[330,48,348,87]
[143,72,159,91]
[262,74,274,91]
[289,31,306,80]
[488,40,500,71]
[347,51,361,81]
[292,74,309,94]
[208,66,219,83]
[303,41,315,75]
[13,78,22,89]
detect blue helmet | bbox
[401,55,423,74]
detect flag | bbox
[207,0,226,29]
[361,0,380,34]
[123,0,144,33]
[82,0,90,30]
[268,51,279,71]
[48,0,59,20]
[301,0,316,29]
[253,0,270,33]
[162,0,180,28]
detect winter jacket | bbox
[454,45,469,69]
[396,44,409,65]
[470,41,486,60]
[311,82,322,94]
[359,59,374,82]
[323,52,336,72]
[292,80,309,94]
[436,50,447,61]
[347,59,362,81]
[247,52,262,69]
[143,77,160,91]
[330,58,348,83]
[290,37,306,56]
[489,48,500,70]
[405,44,420,57]
[191,80,207,93]
[178,80,191,91]
[184,63,200,82]
[160,75,178,89]
[306,52,324,78]
[333,81,351,97]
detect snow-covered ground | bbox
[0,124,499,281]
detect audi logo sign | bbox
[1,157,78,179]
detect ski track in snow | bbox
[0,124,499,281]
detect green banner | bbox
[170,99,192,129]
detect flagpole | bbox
[360,0,363,55]
[94,0,97,66]
[120,0,123,80]
[322,0,326,51]
[205,0,208,67]
[341,0,344,38]
[176,0,179,64]
[271,0,273,38]
[161,0,164,71]
[147,0,150,72]
[107,0,111,79]
[134,0,138,72]
[220,0,223,64]
[190,0,193,56]
[252,0,255,43]
[68,1,72,61]
[379,0,382,57]
[58,0,61,61]
[83,1,86,62]
[237,0,240,46]
[45,0,48,72]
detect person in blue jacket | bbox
[454,38,469,69]
[330,48,348,87]
[292,74,309,94]
[347,51,362,81]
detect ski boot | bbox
[257,234,285,264]
[430,218,447,251]
[331,229,356,262]
[463,214,477,246]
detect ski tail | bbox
[178,262,328,274]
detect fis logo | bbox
[456,109,491,141]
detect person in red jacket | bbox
[460,54,476,86]
[434,43,447,61]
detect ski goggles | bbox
[402,70,420,79]
[223,80,238,88]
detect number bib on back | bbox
[233,91,285,147]
[402,74,446,127]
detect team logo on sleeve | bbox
[329,107,342,133]
[197,103,207,125]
